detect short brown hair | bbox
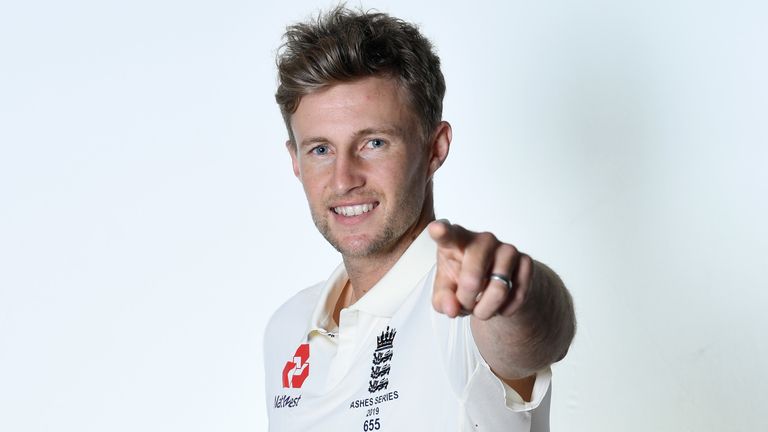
[275,6,446,145]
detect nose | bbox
[332,152,365,195]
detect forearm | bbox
[471,260,576,379]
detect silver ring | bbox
[489,273,513,290]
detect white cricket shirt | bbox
[264,229,552,431]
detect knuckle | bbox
[478,231,498,246]
[499,243,517,257]
[459,274,482,293]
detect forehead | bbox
[290,77,417,143]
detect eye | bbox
[310,144,329,156]
[367,138,385,149]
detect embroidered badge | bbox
[368,326,396,393]
[282,343,310,388]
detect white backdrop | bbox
[1,0,766,431]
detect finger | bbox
[500,253,533,317]
[473,243,518,320]
[432,261,462,318]
[430,220,470,318]
[455,232,498,312]
[428,219,469,251]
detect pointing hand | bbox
[428,220,533,320]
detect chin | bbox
[328,229,398,258]
[330,236,376,257]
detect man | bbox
[264,7,575,431]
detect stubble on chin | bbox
[312,212,398,258]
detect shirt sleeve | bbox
[436,313,552,410]
[428,268,552,430]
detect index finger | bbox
[428,219,469,250]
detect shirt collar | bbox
[308,227,437,332]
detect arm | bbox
[429,221,576,401]
[471,260,575,398]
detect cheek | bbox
[401,153,429,184]
[297,163,327,194]
[383,158,428,197]
[299,174,324,205]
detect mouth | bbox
[331,202,378,217]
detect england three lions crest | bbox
[369,326,396,393]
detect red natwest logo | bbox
[282,343,310,388]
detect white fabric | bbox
[264,229,552,431]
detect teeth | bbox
[333,203,375,216]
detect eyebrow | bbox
[298,126,407,149]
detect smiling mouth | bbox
[332,202,378,217]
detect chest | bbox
[265,280,460,430]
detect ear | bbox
[427,121,451,179]
[286,140,301,181]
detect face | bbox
[288,76,450,259]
